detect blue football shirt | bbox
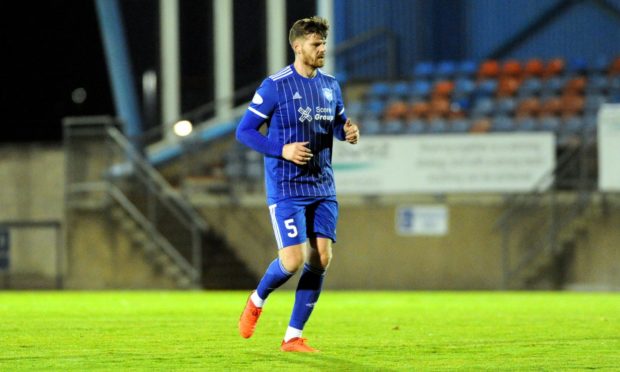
[236,64,348,199]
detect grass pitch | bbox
[0,291,618,371]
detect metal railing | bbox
[63,116,207,286]
[497,131,597,289]
[333,27,399,81]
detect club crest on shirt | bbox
[322,88,333,102]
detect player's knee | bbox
[309,248,332,270]
[319,250,332,269]
[279,246,305,273]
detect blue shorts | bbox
[267,195,339,249]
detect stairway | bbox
[201,230,258,289]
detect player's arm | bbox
[236,79,313,165]
[236,111,283,157]
[333,84,359,144]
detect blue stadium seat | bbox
[538,116,561,132]
[583,114,598,133]
[515,117,537,131]
[391,81,410,98]
[428,118,448,133]
[410,80,432,98]
[368,82,391,99]
[495,97,517,116]
[346,100,364,118]
[367,99,386,116]
[383,119,404,134]
[584,94,607,115]
[517,77,543,97]
[540,76,565,96]
[448,118,471,133]
[471,97,495,118]
[610,76,620,95]
[451,95,472,113]
[562,116,585,135]
[566,57,588,75]
[456,60,478,78]
[453,78,476,96]
[405,119,426,134]
[413,61,435,80]
[585,74,609,95]
[245,151,263,180]
[491,116,515,132]
[363,117,382,135]
[591,55,611,75]
[474,79,498,98]
[435,60,457,79]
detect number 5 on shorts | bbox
[284,219,298,238]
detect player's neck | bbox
[293,60,318,78]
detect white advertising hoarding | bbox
[333,133,555,194]
[598,104,620,192]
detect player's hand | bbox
[282,142,313,165]
[344,119,359,144]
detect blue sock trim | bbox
[278,258,294,276]
[303,263,326,276]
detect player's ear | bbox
[293,39,302,55]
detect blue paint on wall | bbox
[334,0,620,79]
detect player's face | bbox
[300,33,326,68]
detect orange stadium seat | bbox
[523,58,544,78]
[384,100,409,120]
[428,97,451,118]
[563,76,587,95]
[540,97,562,117]
[608,56,620,75]
[478,60,500,80]
[515,97,542,118]
[470,118,491,133]
[407,101,430,120]
[497,77,521,97]
[542,58,565,78]
[501,59,523,78]
[560,95,585,118]
[432,80,455,98]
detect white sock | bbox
[284,326,303,342]
[251,291,265,308]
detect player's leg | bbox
[281,197,337,352]
[239,200,307,338]
[281,237,331,349]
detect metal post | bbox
[317,0,335,74]
[501,224,510,289]
[267,0,287,74]
[94,0,144,147]
[192,227,202,287]
[160,0,180,143]
[214,0,234,120]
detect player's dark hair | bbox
[288,16,329,46]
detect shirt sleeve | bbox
[235,78,283,157]
[333,82,348,141]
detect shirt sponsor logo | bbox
[298,106,334,122]
[298,106,312,122]
[314,106,334,121]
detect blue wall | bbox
[466,0,620,61]
[334,0,620,79]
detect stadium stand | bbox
[345,55,620,142]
